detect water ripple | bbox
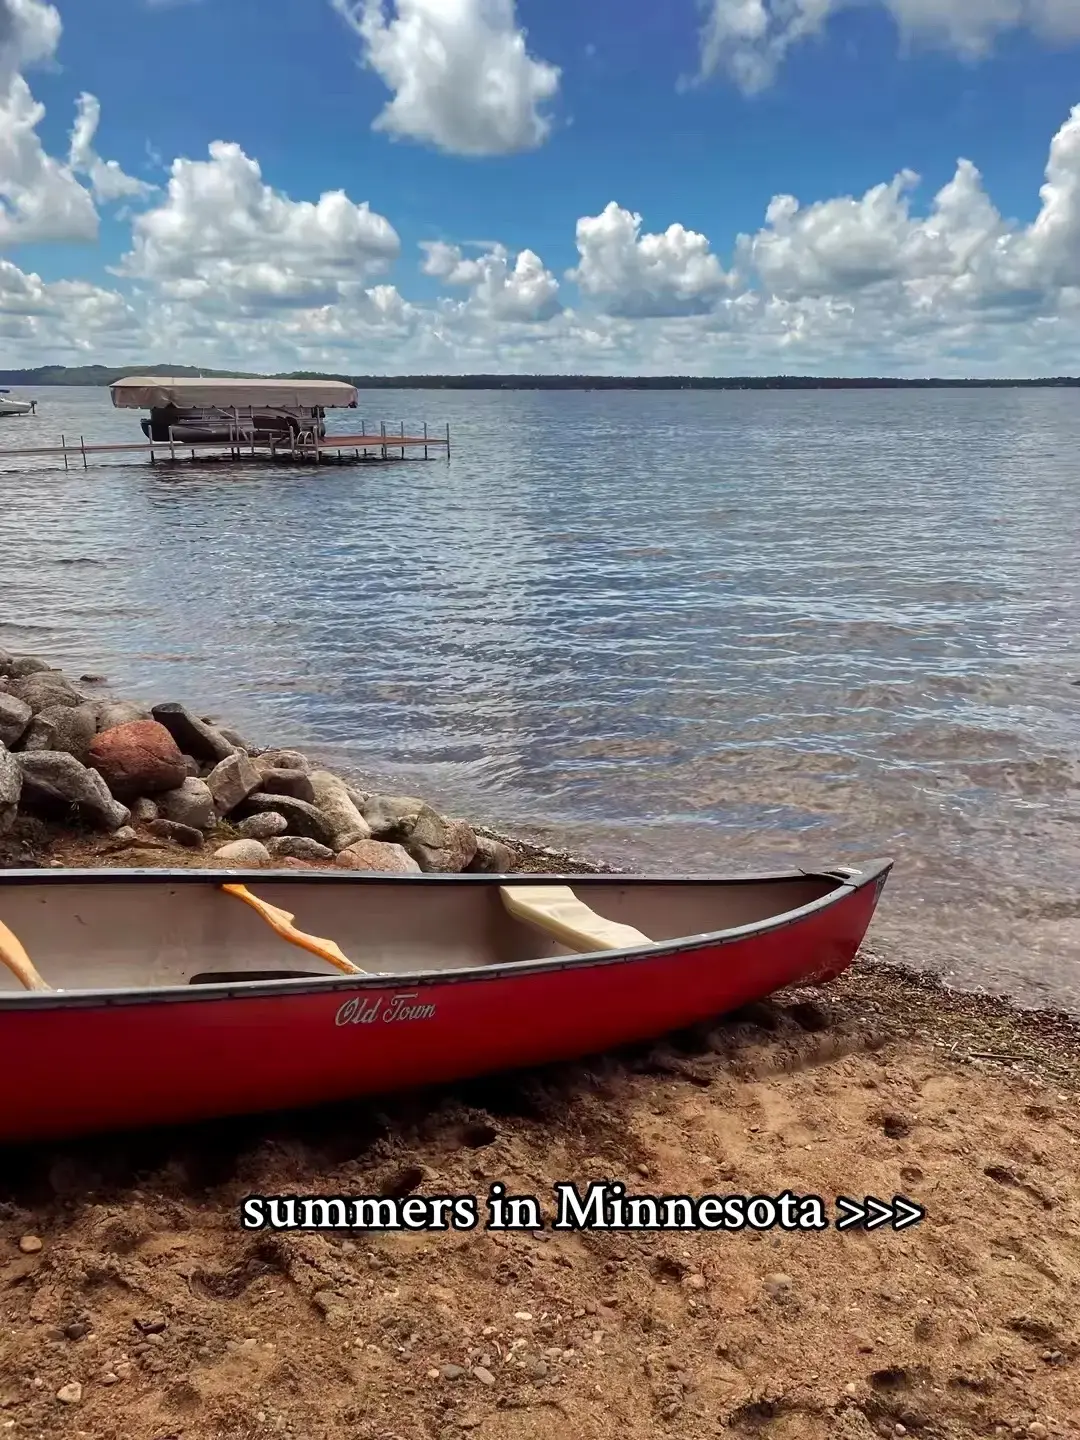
[2,385,1080,1006]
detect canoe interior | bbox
[0,874,845,996]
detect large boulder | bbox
[16,752,130,831]
[0,744,21,835]
[21,703,99,763]
[361,795,426,841]
[334,840,420,873]
[151,703,236,765]
[0,656,52,679]
[157,777,216,831]
[214,839,270,866]
[359,795,477,872]
[241,794,336,848]
[255,749,311,774]
[466,836,516,874]
[254,767,315,803]
[93,700,152,732]
[308,771,370,850]
[205,751,262,817]
[7,672,85,714]
[406,809,477,873]
[87,720,188,800]
[236,811,288,840]
[0,693,32,749]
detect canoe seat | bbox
[499,885,652,955]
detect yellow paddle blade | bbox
[220,884,363,975]
[0,918,52,993]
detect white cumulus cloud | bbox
[330,0,560,156]
[0,0,152,243]
[68,93,155,203]
[421,239,561,320]
[697,0,1080,92]
[118,140,401,313]
[569,202,730,318]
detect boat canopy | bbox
[110,377,358,411]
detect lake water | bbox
[2,384,1079,1010]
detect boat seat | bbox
[499,885,652,955]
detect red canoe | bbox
[0,860,892,1143]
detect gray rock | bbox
[109,826,138,847]
[205,751,262,817]
[308,770,371,850]
[157,777,216,831]
[267,836,334,861]
[408,812,477,873]
[21,703,99,764]
[182,754,201,778]
[0,692,32,749]
[255,767,315,804]
[219,726,254,750]
[0,744,21,835]
[236,811,289,841]
[334,840,421,873]
[213,839,270,866]
[343,783,369,812]
[440,1364,466,1381]
[146,818,204,849]
[151,703,236,764]
[16,751,130,831]
[93,700,152,732]
[129,797,159,824]
[466,836,516,874]
[2,656,53,679]
[7,672,86,714]
[242,794,336,847]
[256,749,311,773]
[361,794,426,840]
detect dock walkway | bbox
[0,423,451,470]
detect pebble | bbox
[1028,1426,1048,1439]
[472,1366,495,1386]
[683,1274,706,1291]
[845,1382,858,1396]
[56,1382,82,1404]
[100,1373,118,1386]
[514,1311,533,1321]
[18,1235,43,1254]
[440,1364,466,1380]
[426,1368,439,1380]
[763,1273,792,1299]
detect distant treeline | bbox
[3,364,1080,390]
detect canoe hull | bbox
[0,864,889,1144]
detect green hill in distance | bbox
[2,364,1080,390]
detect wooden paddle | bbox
[0,918,52,992]
[220,885,364,975]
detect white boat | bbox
[0,390,35,417]
[109,376,358,446]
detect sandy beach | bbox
[2,658,1079,1440]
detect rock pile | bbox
[0,650,516,875]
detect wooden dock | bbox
[0,422,451,470]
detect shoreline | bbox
[2,645,1078,1045]
[3,650,1080,1440]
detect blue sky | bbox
[3,0,1080,375]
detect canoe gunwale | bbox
[0,860,892,1012]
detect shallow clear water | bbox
[2,385,1079,1008]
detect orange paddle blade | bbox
[220,884,363,975]
[0,918,52,993]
